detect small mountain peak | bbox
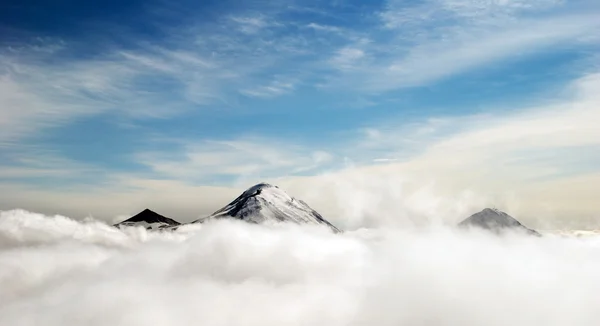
[114,208,181,228]
[459,207,539,236]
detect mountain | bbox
[192,183,341,233]
[458,208,540,235]
[114,209,181,231]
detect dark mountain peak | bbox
[193,183,341,233]
[459,208,540,236]
[114,209,181,230]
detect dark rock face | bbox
[459,208,540,236]
[114,209,181,230]
[193,183,341,233]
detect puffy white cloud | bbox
[1,209,600,325]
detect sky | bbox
[1,0,600,229]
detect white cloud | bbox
[2,1,597,146]
[240,79,296,98]
[384,15,597,88]
[306,22,344,33]
[0,147,99,179]
[313,0,599,92]
[2,209,600,325]
[329,47,365,71]
[0,17,308,144]
[381,0,565,28]
[439,0,565,18]
[0,46,195,145]
[230,15,269,34]
[327,12,600,92]
[136,138,337,183]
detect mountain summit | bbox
[193,183,341,233]
[458,208,540,235]
[114,209,181,231]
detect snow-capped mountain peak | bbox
[193,182,341,233]
[459,208,540,235]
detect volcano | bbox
[114,209,181,231]
[192,183,341,233]
[459,208,540,236]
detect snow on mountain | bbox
[458,208,540,236]
[192,183,341,233]
[114,209,181,231]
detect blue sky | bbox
[1,0,600,226]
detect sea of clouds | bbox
[1,209,600,326]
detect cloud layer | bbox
[2,209,600,325]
